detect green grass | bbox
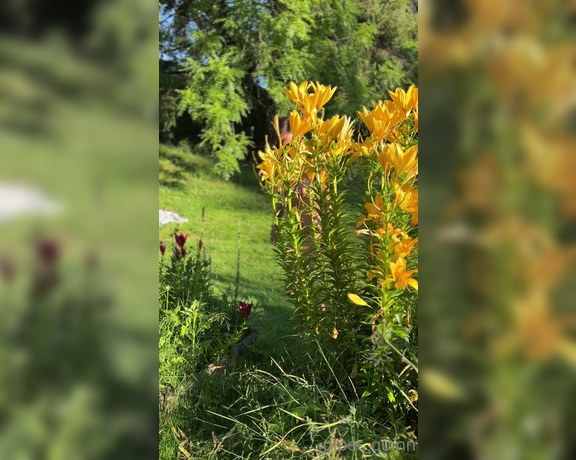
[159,145,294,358]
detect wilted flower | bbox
[174,233,188,249]
[237,301,253,321]
[160,241,166,256]
[198,239,203,250]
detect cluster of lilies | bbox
[353,85,419,295]
[258,81,418,304]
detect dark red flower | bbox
[32,238,61,295]
[160,241,166,256]
[0,256,16,283]
[237,301,253,321]
[86,251,99,272]
[172,246,187,260]
[198,239,203,250]
[174,233,189,249]
[36,239,60,266]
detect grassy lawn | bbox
[159,144,294,359]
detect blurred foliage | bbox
[159,0,417,178]
[419,0,576,458]
[0,0,158,458]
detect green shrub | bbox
[159,232,252,388]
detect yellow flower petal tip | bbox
[347,293,368,306]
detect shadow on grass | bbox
[210,267,296,351]
[231,160,263,192]
[159,144,214,190]
[159,167,187,190]
[212,269,290,311]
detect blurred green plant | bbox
[0,3,158,453]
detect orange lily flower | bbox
[390,235,419,258]
[383,257,418,291]
[390,144,418,181]
[388,84,418,117]
[289,110,313,138]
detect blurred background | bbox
[419,0,576,458]
[0,0,158,458]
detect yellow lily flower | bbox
[383,257,418,291]
[358,102,405,141]
[336,115,353,142]
[257,141,282,183]
[316,114,352,148]
[390,144,418,181]
[411,86,418,111]
[284,81,337,118]
[316,115,340,138]
[285,82,318,116]
[383,99,404,119]
[311,81,337,112]
[257,157,275,183]
[348,138,373,164]
[388,84,418,117]
[289,110,313,138]
[285,81,311,107]
[394,183,418,214]
[364,194,387,224]
[389,235,418,258]
[377,142,394,177]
